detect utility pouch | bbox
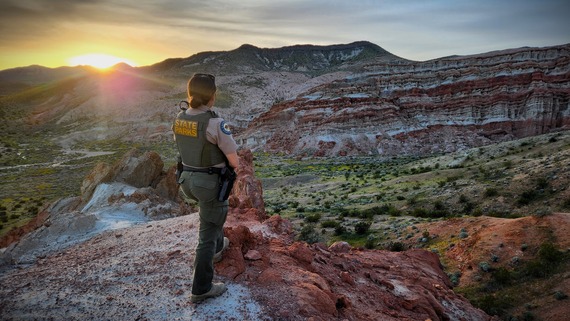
[217,167,237,201]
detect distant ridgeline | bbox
[1,42,569,157]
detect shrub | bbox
[448,271,462,286]
[462,201,476,214]
[479,261,491,272]
[298,224,320,244]
[334,225,346,236]
[517,178,551,206]
[389,242,405,252]
[484,188,499,197]
[538,242,563,263]
[354,221,371,234]
[491,267,512,286]
[321,220,339,228]
[558,194,570,209]
[365,235,377,249]
[305,213,322,223]
[517,190,540,206]
[554,291,568,300]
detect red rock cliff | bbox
[239,44,570,156]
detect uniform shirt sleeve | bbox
[206,117,239,155]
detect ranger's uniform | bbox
[172,105,238,296]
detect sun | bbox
[68,54,137,69]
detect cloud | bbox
[0,0,569,69]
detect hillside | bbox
[0,149,497,321]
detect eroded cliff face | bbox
[238,44,570,156]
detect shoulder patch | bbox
[220,121,232,135]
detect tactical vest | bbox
[173,110,227,167]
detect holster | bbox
[175,156,183,184]
[218,167,237,201]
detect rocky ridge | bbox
[0,149,496,320]
[237,44,570,156]
[2,42,568,159]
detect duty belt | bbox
[182,165,222,175]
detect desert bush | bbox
[517,190,540,206]
[448,271,462,286]
[479,261,491,272]
[388,241,405,252]
[321,220,339,228]
[554,291,568,300]
[305,213,322,223]
[298,224,320,244]
[561,196,570,210]
[462,201,476,214]
[517,178,550,206]
[354,221,371,234]
[537,242,563,263]
[491,267,512,287]
[365,235,377,249]
[484,188,499,197]
[334,225,346,236]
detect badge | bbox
[220,121,232,135]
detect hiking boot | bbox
[213,237,229,263]
[190,282,227,303]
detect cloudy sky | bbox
[1,0,569,70]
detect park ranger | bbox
[173,73,239,303]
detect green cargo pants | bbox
[179,171,228,295]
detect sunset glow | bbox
[68,54,137,69]
[0,1,568,71]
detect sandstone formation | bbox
[238,44,570,156]
[0,148,496,320]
